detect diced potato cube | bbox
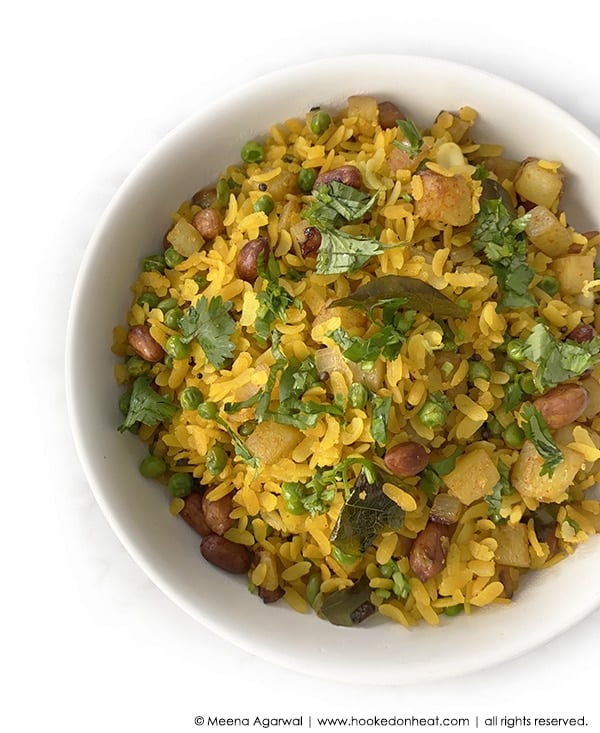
[347,95,379,123]
[554,254,595,295]
[514,158,563,210]
[483,157,520,182]
[444,448,500,505]
[166,217,204,256]
[511,439,583,503]
[493,523,531,568]
[580,376,600,421]
[245,422,302,465]
[526,205,572,257]
[414,170,474,226]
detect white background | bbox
[4,1,600,730]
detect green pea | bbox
[238,420,257,436]
[537,275,560,296]
[164,246,185,269]
[193,274,208,292]
[164,307,183,330]
[241,140,265,164]
[216,178,230,207]
[197,401,218,420]
[206,445,228,475]
[253,195,274,215]
[305,573,321,607]
[143,254,165,273]
[519,372,537,394]
[180,386,204,411]
[310,110,331,135]
[139,455,167,479]
[348,382,368,409]
[125,355,151,377]
[502,361,518,378]
[486,416,503,437]
[166,335,192,360]
[443,603,464,617]
[418,400,446,428]
[137,292,160,308]
[167,472,194,498]
[503,422,525,449]
[468,360,492,382]
[506,339,526,362]
[157,297,178,313]
[331,546,358,566]
[281,482,306,515]
[456,298,472,313]
[379,560,397,579]
[297,168,317,193]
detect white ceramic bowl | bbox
[66,54,600,684]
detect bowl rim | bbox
[65,53,600,684]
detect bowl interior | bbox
[66,55,600,684]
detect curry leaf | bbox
[332,275,467,319]
[319,575,375,626]
[330,468,405,555]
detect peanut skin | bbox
[377,101,405,129]
[192,208,225,239]
[409,521,452,582]
[567,324,596,343]
[201,492,234,536]
[299,226,322,257]
[127,324,164,363]
[314,165,362,189]
[179,493,211,536]
[236,236,270,282]
[201,534,251,574]
[533,383,589,429]
[384,441,429,478]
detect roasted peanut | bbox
[201,534,251,574]
[201,492,234,536]
[533,383,589,429]
[567,323,596,343]
[127,324,164,363]
[409,521,452,581]
[384,441,429,478]
[191,187,217,208]
[179,492,211,536]
[377,101,405,129]
[299,226,322,257]
[236,236,270,282]
[258,586,284,604]
[192,208,225,239]
[314,164,362,189]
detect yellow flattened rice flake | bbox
[281,561,312,582]
[470,581,504,607]
[375,533,398,565]
[383,483,418,512]
[169,498,185,516]
[378,602,412,627]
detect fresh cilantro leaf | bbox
[118,376,178,433]
[315,228,385,275]
[472,198,534,309]
[503,379,524,412]
[370,394,392,445]
[179,295,236,368]
[393,119,424,158]
[521,322,600,391]
[213,414,259,470]
[305,181,378,227]
[329,325,405,365]
[485,459,512,523]
[419,447,462,500]
[254,255,301,344]
[521,403,564,477]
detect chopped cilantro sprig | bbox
[118,376,178,433]
[521,403,564,477]
[179,295,236,368]
[472,197,534,309]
